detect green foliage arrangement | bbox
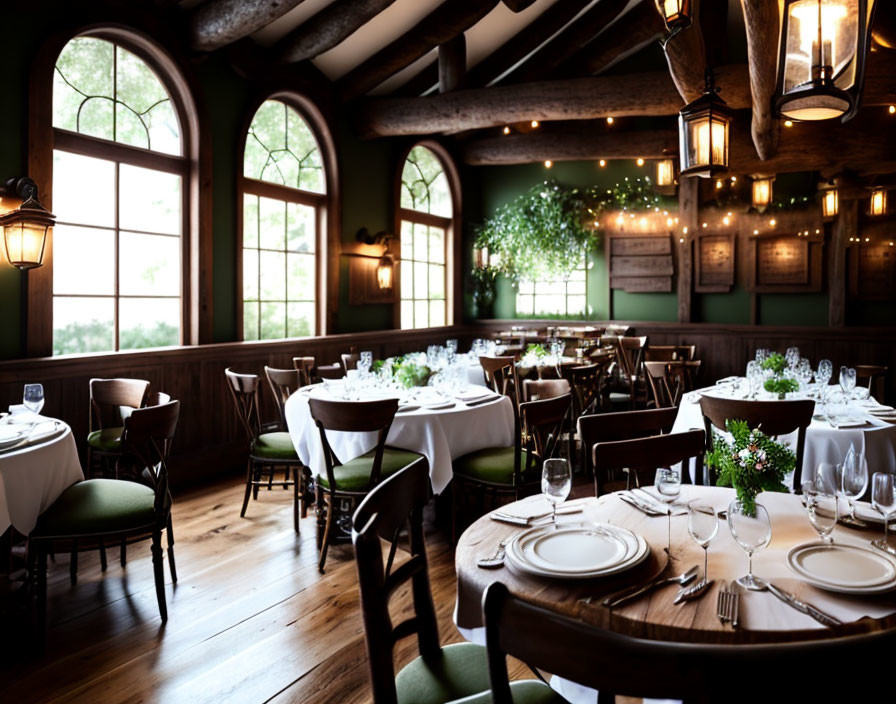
[525,343,547,358]
[370,355,433,389]
[707,420,794,515]
[760,353,787,375]
[764,377,799,399]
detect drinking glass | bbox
[655,468,682,553]
[871,472,896,555]
[727,501,772,590]
[23,383,45,415]
[687,502,718,584]
[755,348,770,364]
[841,446,869,526]
[840,366,857,397]
[541,459,571,526]
[446,339,458,354]
[815,359,833,400]
[785,347,800,369]
[802,475,838,545]
[746,360,761,398]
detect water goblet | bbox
[727,501,772,590]
[655,468,682,553]
[841,446,869,527]
[815,359,833,400]
[23,383,45,416]
[541,458,571,526]
[803,473,838,545]
[446,339,458,354]
[687,502,718,585]
[785,347,800,369]
[871,473,896,555]
[755,348,770,364]
[840,366,857,397]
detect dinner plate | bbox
[786,542,896,593]
[0,427,25,449]
[396,404,420,414]
[422,400,455,410]
[862,403,894,413]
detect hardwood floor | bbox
[0,476,535,704]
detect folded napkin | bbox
[0,421,66,454]
[453,387,495,403]
[490,497,585,525]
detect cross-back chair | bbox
[341,352,360,373]
[225,368,307,532]
[352,459,494,704]
[523,378,570,402]
[87,377,150,477]
[644,360,688,408]
[607,336,648,408]
[309,397,423,572]
[479,356,519,398]
[699,396,815,490]
[265,366,314,506]
[292,356,316,387]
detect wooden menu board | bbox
[609,235,673,293]
[748,234,823,293]
[848,242,896,301]
[694,233,735,293]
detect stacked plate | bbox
[505,521,649,580]
[0,426,26,450]
[866,404,896,423]
[786,542,896,594]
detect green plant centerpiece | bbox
[760,352,799,399]
[371,355,433,389]
[707,419,795,515]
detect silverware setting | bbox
[717,581,740,627]
[601,564,700,608]
[673,578,713,604]
[477,539,508,569]
[617,491,686,517]
[753,578,842,628]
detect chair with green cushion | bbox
[30,400,180,636]
[353,459,494,704]
[225,368,308,533]
[451,393,572,543]
[309,396,424,573]
[265,366,314,515]
[86,377,150,478]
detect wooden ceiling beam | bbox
[501,0,538,10]
[358,65,750,138]
[739,0,781,161]
[189,0,307,52]
[275,0,397,64]
[337,0,499,100]
[662,0,706,103]
[439,34,466,92]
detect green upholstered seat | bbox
[87,427,124,452]
[32,479,156,538]
[452,447,533,485]
[608,392,632,402]
[395,642,491,704]
[447,679,567,703]
[318,447,422,492]
[252,432,299,461]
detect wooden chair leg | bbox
[318,496,334,573]
[151,530,167,622]
[451,479,459,546]
[120,539,127,567]
[69,543,78,585]
[300,468,311,518]
[292,468,300,534]
[166,516,178,583]
[253,466,262,500]
[99,540,107,572]
[35,547,48,643]
[240,460,253,518]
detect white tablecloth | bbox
[673,388,896,483]
[0,420,83,534]
[285,391,515,494]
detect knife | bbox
[731,581,740,629]
[765,582,842,627]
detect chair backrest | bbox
[265,366,300,428]
[481,581,896,704]
[523,378,570,402]
[316,363,345,380]
[856,364,888,400]
[480,355,517,391]
[519,393,572,467]
[616,336,648,381]
[578,407,679,495]
[308,397,400,492]
[565,363,604,418]
[699,395,815,489]
[644,344,697,362]
[224,368,261,441]
[121,400,180,518]
[292,356,316,387]
[341,352,360,373]
[644,361,687,408]
[593,429,705,491]
[352,459,438,704]
[89,378,150,432]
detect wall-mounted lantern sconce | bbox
[350,228,396,304]
[376,244,394,290]
[0,177,54,271]
[869,187,888,216]
[751,175,775,211]
[820,181,840,218]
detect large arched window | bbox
[51,35,188,354]
[240,99,325,340]
[398,145,456,329]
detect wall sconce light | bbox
[0,177,54,271]
[752,175,775,210]
[869,187,888,216]
[656,158,676,187]
[356,227,394,291]
[678,69,732,178]
[820,181,840,218]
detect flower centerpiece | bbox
[706,419,794,515]
[760,352,799,399]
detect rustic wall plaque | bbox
[694,233,735,293]
[608,234,674,293]
[848,242,896,301]
[748,233,823,293]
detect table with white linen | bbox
[284,388,515,494]
[673,386,896,481]
[0,418,83,535]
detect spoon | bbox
[674,578,714,604]
[601,565,699,608]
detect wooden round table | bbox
[455,486,896,645]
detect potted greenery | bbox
[760,352,799,399]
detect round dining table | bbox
[455,485,896,702]
[0,418,82,535]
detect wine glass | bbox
[655,468,682,553]
[803,472,838,545]
[746,361,762,398]
[755,348,769,364]
[815,359,832,400]
[840,366,857,397]
[687,502,718,585]
[785,347,801,369]
[871,472,896,556]
[23,383,45,416]
[841,445,869,527]
[446,339,458,354]
[541,458,571,526]
[727,501,772,590]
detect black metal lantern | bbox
[775,0,877,122]
[0,177,54,271]
[678,70,733,178]
[655,0,692,31]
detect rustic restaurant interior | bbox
[2,0,896,702]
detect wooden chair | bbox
[30,400,180,635]
[292,356,316,387]
[699,396,815,490]
[341,352,360,373]
[578,407,679,495]
[856,364,888,402]
[87,378,150,477]
[523,378,570,402]
[644,344,697,362]
[480,581,896,703]
[352,460,494,704]
[316,363,345,380]
[644,361,688,408]
[265,366,314,510]
[451,393,572,542]
[607,336,648,409]
[479,356,519,397]
[309,397,424,572]
[225,368,307,533]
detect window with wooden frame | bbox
[50,35,188,355]
[515,259,588,318]
[399,145,454,330]
[240,99,325,340]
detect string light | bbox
[730,176,737,183]
[784,120,794,127]
[503,126,510,135]
[682,226,689,234]
[702,222,708,228]
[715,180,723,189]
[636,158,645,166]
[606,117,614,125]
[769,218,777,227]
[544,160,552,168]
[531,120,540,128]
[599,159,607,167]
[722,216,730,226]
[753,229,759,235]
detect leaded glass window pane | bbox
[400,146,452,217]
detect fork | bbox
[717,581,740,627]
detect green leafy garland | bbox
[707,420,794,515]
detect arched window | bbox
[240,99,325,340]
[398,145,456,329]
[51,35,188,354]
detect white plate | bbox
[521,525,629,573]
[0,427,25,449]
[422,400,455,410]
[396,405,420,414]
[787,542,896,593]
[862,403,894,412]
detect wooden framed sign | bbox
[608,234,674,293]
[748,233,823,293]
[848,241,896,301]
[694,232,735,293]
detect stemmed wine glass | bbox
[840,445,869,527]
[727,501,772,590]
[24,383,45,416]
[871,472,896,556]
[785,347,801,370]
[746,361,762,399]
[687,502,718,585]
[655,468,682,553]
[816,359,833,400]
[542,458,571,527]
[840,366,857,398]
[803,467,839,545]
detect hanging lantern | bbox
[775,0,877,122]
[678,70,733,178]
[752,176,775,210]
[820,182,840,218]
[655,0,692,31]
[869,187,888,216]
[0,178,54,271]
[655,158,676,187]
[376,250,394,290]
